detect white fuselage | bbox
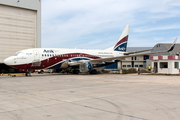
[4,48,125,70]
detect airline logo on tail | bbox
[114,36,128,52]
[113,25,130,52]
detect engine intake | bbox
[80,62,93,73]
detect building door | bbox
[154,62,158,73]
[131,61,134,67]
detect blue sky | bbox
[42,0,180,49]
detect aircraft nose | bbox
[4,57,13,65]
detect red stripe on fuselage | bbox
[10,53,101,70]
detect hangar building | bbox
[0,0,41,72]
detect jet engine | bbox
[79,62,93,73]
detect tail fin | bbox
[113,25,130,52]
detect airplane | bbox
[4,25,178,76]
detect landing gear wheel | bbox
[26,72,31,77]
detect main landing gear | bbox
[25,72,31,77]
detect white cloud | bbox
[42,0,180,48]
[133,25,180,33]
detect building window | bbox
[174,62,179,69]
[135,57,136,60]
[123,65,126,67]
[127,65,131,67]
[160,62,168,68]
[132,57,133,60]
[139,65,143,67]
[135,65,138,67]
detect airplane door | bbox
[33,50,40,61]
[33,50,41,66]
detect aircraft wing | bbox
[89,37,178,64]
[68,37,177,66]
[124,49,152,55]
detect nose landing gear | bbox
[25,71,31,77]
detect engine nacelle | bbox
[80,62,93,73]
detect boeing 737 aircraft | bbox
[4,25,178,76]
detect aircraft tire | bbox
[26,72,31,77]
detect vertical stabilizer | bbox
[113,25,130,52]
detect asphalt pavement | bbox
[0,73,180,120]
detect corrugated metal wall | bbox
[0,4,36,62]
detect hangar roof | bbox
[151,43,180,56]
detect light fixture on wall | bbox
[17,0,20,2]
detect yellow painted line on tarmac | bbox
[1,73,25,77]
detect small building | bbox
[149,43,180,74]
[149,56,180,74]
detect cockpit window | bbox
[14,52,21,56]
[13,52,23,56]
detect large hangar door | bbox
[0,4,37,63]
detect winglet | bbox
[167,37,178,52]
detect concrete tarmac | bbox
[0,73,180,120]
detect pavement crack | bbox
[71,102,148,120]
